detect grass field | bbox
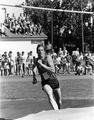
[0,74,94,119]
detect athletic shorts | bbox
[41,78,60,90]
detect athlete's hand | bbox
[38,59,42,64]
[32,78,37,84]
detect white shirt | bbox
[72,50,79,56]
[56,57,61,64]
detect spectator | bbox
[72,48,80,72]
[21,51,26,77]
[4,13,10,28]
[61,51,67,74]
[46,41,53,51]
[62,46,68,56]
[58,48,63,57]
[51,49,57,60]
[3,53,9,76]
[3,13,42,36]
[0,23,7,36]
[26,52,32,76]
[8,51,14,75]
[85,61,93,75]
[0,54,3,76]
[15,52,23,76]
[75,62,85,75]
[66,53,72,74]
[56,54,62,73]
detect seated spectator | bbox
[0,23,7,36]
[84,61,92,75]
[33,24,38,35]
[4,13,11,28]
[37,23,42,35]
[3,13,42,36]
[10,20,16,33]
[30,21,34,35]
[75,62,84,75]
[11,13,16,23]
[90,53,94,72]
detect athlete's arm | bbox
[38,55,55,73]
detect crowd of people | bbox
[0,46,94,77]
[0,51,34,77]
[0,13,42,36]
[52,47,94,75]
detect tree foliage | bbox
[25,0,94,51]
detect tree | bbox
[25,0,94,52]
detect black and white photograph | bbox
[0,0,94,120]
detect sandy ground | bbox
[15,107,94,120]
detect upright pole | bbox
[2,8,6,21]
[51,12,53,45]
[81,0,84,52]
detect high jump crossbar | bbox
[0,4,94,15]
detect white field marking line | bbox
[1,96,94,102]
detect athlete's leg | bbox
[54,88,62,109]
[43,84,59,110]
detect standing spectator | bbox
[51,49,57,60]
[56,54,62,73]
[66,53,72,74]
[26,52,30,76]
[62,46,68,56]
[0,54,3,76]
[15,52,23,76]
[53,55,59,74]
[21,51,26,77]
[61,51,67,74]
[8,51,14,75]
[29,51,33,75]
[72,48,80,72]
[26,52,33,76]
[58,48,63,57]
[3,54,9,76]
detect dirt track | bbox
[0,74,94,119]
